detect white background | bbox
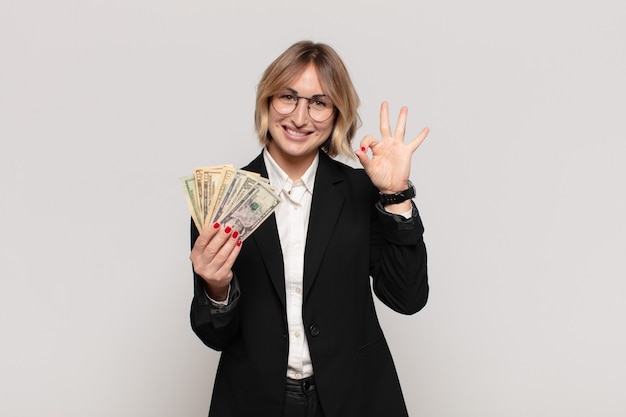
[1,0,625,416]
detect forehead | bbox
[283,63,326,94]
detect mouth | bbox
[283,126,311,140]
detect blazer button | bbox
[309,324,320,337]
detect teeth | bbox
[286,128,306,137]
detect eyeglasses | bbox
[271,89,335,122]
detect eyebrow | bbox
[281,87,328,98]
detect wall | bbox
[1,0,625,416]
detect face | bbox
[267,63,334,173]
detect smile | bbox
[284,127,310,138]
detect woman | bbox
[189,40,429,417]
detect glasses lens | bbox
[308,96,334,122]
[271,90,335,122]
[272,91,297,115]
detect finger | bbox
[216,234,243,275]
[210,227,240,269]
[203,225,236,259]
[407,127,430,152]
[354,148,371,170]
[358,134,377,152]
[355,136,375,168]
[393,106,409,139]
[192,226,240,282]
[379,101,391,138]
[190,221,221,259]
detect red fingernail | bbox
[232,231,239,239]
[361,146,366,152]
[237,240,242,247]
[224,226,232,234]
[213,222,220,229]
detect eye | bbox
[277,91,297,103]
[311,97,332,109]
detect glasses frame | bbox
[270,89,336,123]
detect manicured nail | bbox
[236,240,242,247]
[213,222,220,229]
[232,231,239,239]
[361,146,366,152]
[224,226,232,234]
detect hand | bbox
[355,102,429,193]
[189,222,242,301]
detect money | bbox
[180,165,281,240]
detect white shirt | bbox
[263,149,317,380]
[206,150,412,377]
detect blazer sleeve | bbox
[189,219,241,351]
[369,200,429,315]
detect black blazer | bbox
[190,150,428,417]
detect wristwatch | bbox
[378,181,415,205]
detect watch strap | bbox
[378,180,415,205]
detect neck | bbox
[267,147,317,180]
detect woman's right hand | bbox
[190,222,242,301]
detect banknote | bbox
[180,165,281,240]
[204,165,235,226]
[212,170,261,224]
[193,164,233,226]
[180,174,202,231]
[216,181,281,241]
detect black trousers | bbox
[281,377,325,417]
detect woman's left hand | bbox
[355,101,429,193]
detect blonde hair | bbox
[255,41,360,158]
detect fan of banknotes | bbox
[180,165,281,241]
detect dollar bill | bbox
[212,170,260,225]
[181,164,281,237]
[206,166,237,226]
[193,164,234,228]
[180,174,202,231]
[217,180,281,241]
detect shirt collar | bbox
[263,148,318,195]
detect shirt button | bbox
[295,287,302,294]
[309,325,320,337]
[295,331,301,338]
[295,373,302,379]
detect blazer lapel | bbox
[303,151,346,301]
[242,151,348,307]
[243,154,286,309]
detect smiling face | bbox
[266,63,334,177]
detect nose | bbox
[290,98,310,126]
